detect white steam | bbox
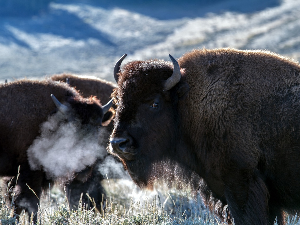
[27,112,108,180]
[98,155,130,179]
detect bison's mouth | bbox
[109,135,155,188]
[119,150,137,161]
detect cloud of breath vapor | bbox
[27,112,107,180]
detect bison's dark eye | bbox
[150,102,159,109]
[147,96,160,110]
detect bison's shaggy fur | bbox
[0,79,112,218]
[110,48,300,225]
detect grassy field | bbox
[1,178,300,225]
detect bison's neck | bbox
[173,135,202,174]
[177,88,229,179]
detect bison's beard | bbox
[123,155,201,192]
[123,155,153,189]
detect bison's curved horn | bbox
[164,54,182,91]
[51,94,69,114]
[114,54,127,83]
[102,99,113,114]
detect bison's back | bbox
[179,48,300,116]
[50,74,116,104]
[179,48,300,137]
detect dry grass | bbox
[1,178,300,224]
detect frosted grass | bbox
[1,178,300,224]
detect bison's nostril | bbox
[119,139,130,149]
[110,138,127,147]
[110,137,133,154]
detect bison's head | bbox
[109,54,190,188]
[51,94,114,127]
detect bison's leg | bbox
[10,165,44,220]
[66,166,106,212]
[224,173,270,225]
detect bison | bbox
[0,79,113,218]
[49,74,118,210]
[109,48,300,225]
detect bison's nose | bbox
[110,135,136,158]
[110,138,128,152]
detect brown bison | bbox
[49,74,118,210]
[0,79,113,218]
[109,49,300,225]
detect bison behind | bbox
[50,73,116,107]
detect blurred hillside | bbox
[1,0,298,83]
[0,0,281,18]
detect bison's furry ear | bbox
[177,82,190,98]
[102,108,115,126]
